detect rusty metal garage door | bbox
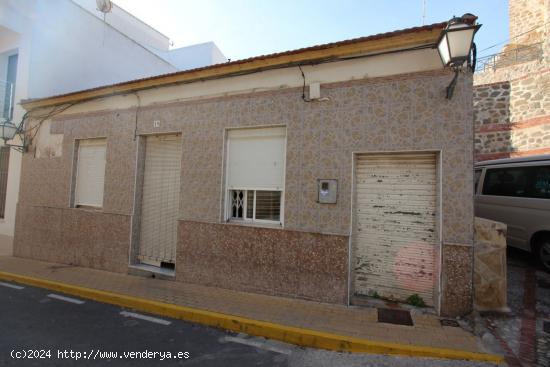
[138,134,182,267]
[353,152,437,306]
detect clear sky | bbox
[113,0,509,61]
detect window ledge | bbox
[225,220,283,230]
[72,206,103,212]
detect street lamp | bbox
[437,14,481,99]
[0,119,27,152]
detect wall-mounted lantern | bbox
[437,14,481,99]
[0,120,27,152]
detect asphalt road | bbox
[0,281,500,367]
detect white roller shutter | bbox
[138,135,182,265]
[353,153,437,306]
[75,139,107,207]
[227,127,286,190]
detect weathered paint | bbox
[353,153,437,305]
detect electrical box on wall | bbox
[318,179,337,204]
[309,83,321,100]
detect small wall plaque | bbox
[317,179,337,204]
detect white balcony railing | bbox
[0,80,15,122]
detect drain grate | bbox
[377,308,413,326]
[440,319,460,327]
[544,321,550,334]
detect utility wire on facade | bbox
[477,20,550,56]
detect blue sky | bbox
[114,0,509,61]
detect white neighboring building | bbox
[0,0,227,254]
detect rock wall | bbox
[474,0,550,161]
[509,0,547,45]
[474,217,508,312]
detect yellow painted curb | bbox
[0,270,503,364]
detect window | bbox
[74,139,107,208]
[532,166,550,199]
[226,127,286,224]
[483,167,529,197]
[2,54,17,120]
[482,165,550,199]
[230,189,282,221]
[474,169,482,194]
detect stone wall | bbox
[509,0,547,45]
[474,75,550,159]
[474,217,507,312]
[474,70,550,161]
[474,81,510,127]
[14,69,474,315]
[474,0,550,161]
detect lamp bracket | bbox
[446,68,460,100]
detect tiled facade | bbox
[14,68,474,315]
[178,221,349,304]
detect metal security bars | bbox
[230,189,282,223]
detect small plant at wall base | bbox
[368,290,380,299]
[406,294,426,308]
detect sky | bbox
[113,0,509,62]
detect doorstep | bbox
[0,256,503,363]
[128,264,175,280]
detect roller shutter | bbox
[226,127,286,190]
[353,153,437,306]
[138,135,182,265]
[75,139,107,208]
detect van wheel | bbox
[536,237,550,272]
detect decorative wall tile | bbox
[16,69,474,312]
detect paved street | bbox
[481,248,550,367]
[0,282,498,367]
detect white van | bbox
[475,155,550,271]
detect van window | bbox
[532,166,550,199]
[482,165,550,199]
[474,169,482,193]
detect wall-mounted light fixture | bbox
[0,120,27,152]
[437,14,481,99]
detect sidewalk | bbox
[0,256,501,362]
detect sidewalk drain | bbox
[440,319,460,327]
[377,308,413,326]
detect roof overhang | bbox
[21,22,448,110]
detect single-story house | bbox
[14,16,479,316]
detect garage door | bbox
[353,152,437,306]
[138,135,182,267]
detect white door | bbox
[353,152,437,306]
[138,135,182,267]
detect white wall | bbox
[72,0,171,51]
[26,0,177,98]
[154,42,228,71]
[0,19,28,251]
[0,0,224,247]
